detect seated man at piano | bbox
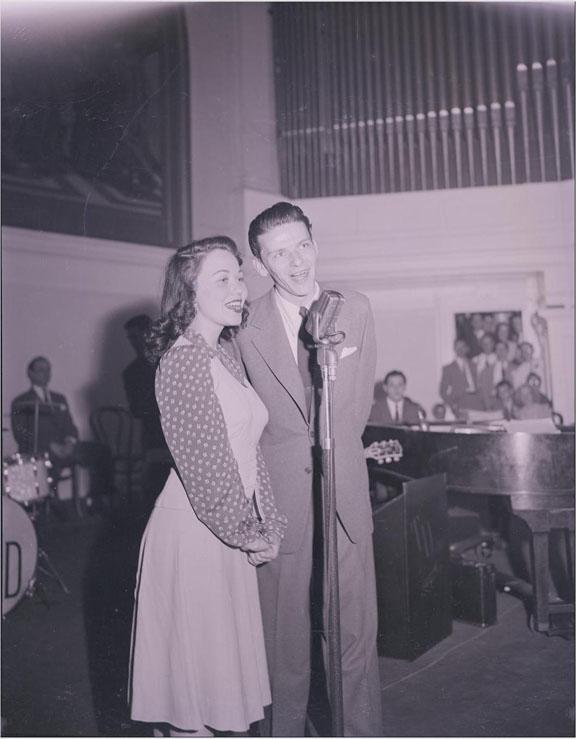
[11,356,78,472]
[368,370,424,426]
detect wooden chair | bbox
[90,406,142,504]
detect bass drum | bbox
[2,497,38,615]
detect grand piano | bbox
[363,423,575,634]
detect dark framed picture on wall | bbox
[1,4,191,247]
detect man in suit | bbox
[234,202,382,736]
[491,379,515,420]
[11,356,78,464]
[439,338,484,417]
[472,333,497,409]
[368,370,424,425]
[123,314,170,507]
[11,356,112,508]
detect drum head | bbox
[2,497,38,615]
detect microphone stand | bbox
[315,337,345,737]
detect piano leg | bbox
[510,505,575,635]
[530,530,551,632]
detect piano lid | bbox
[363,424,575,497]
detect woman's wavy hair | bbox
[145,236,248,364]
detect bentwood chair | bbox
[90,406,142,504]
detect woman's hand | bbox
[241,532,281,566]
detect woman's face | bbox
[193,249,248,329]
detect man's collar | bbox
[273,282,321,314]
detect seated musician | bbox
[368,370,424,426]
[11,356,112,507]
[11,356,78,473]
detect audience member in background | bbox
[510,342,542,389]
[472,334,497,408]
[482,313,496,337]
[492,340,512,388]
[368,370,424,425]
[492,380,515,420]
[123,314,170,506]
[467,313,486,357]
[527,372,552,406]
[509,314,524,345]
[513,384,553,421]
[123,314,166,452]
[439,339,484,418]
[431,402,457,422]
[495,321,518,361]
[11,356,111,510]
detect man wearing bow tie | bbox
[232,202,382,737]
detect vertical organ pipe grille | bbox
[272,2,575,198]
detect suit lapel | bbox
[249,291,308,421]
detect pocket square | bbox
[341,346,357,359]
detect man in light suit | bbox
[368,369,424,425]
[234,202,382,736]
[439,338,484,417]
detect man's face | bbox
[254,221,318,304]
[384,375,406,403]
[520,343,533,361]
[497,383,512,402]
[28,359,51,388]
[455,340,469,358]
[471,314,484,331]
[495,341,508,361]
[483,315,495,332]
[481,334,495,354]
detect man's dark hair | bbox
[27,356,49,374]
[248,202,312,259]
[496,380,513,392]
[124,314,153,332]
[383,370,407,385]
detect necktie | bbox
[297,307,314,417]
[394,403,400,423]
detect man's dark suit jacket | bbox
[368,396,422,425]
[11,388,78,455]
[122,357,166,450]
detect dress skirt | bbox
[129,469,271,731]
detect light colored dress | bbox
[129,333,285,732]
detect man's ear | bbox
[252,257,269,278]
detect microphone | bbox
[305,290,346,344]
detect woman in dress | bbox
[129,237,287,737]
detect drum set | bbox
[2,452,69,616]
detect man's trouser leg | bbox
[328,523,383,737]
[257,510,314,737]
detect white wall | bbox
[2,228,168,451]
